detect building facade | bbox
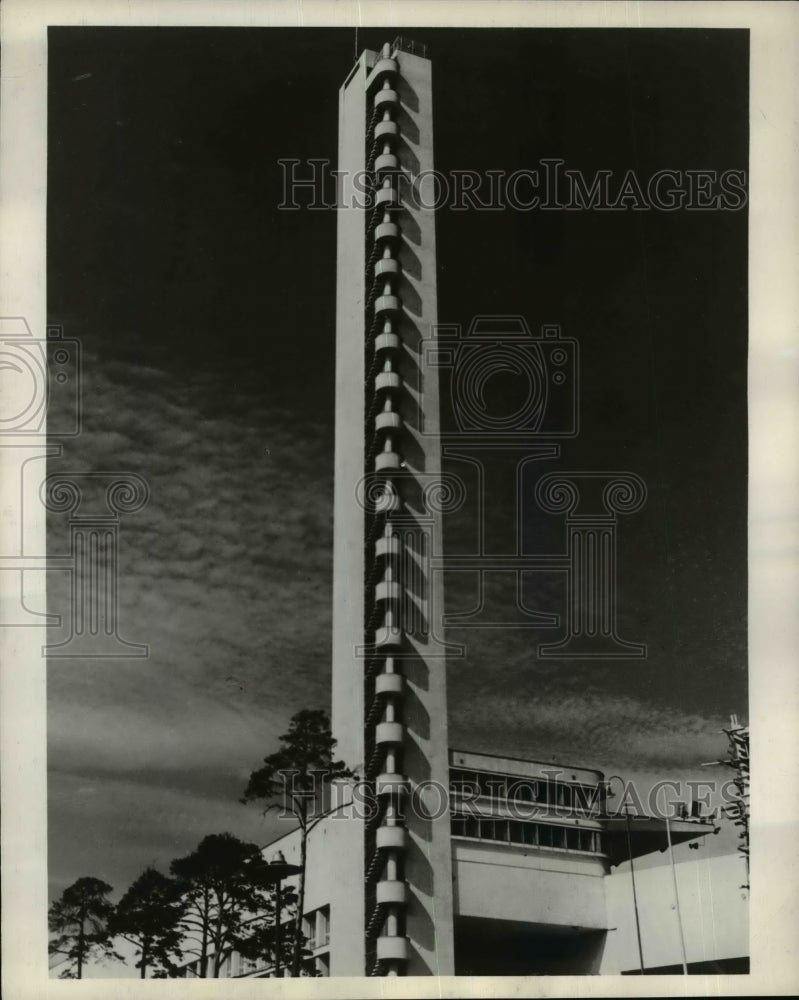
[213,747,725,978]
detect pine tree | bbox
[110,867,184,977]
[48,877,122,978]
[242,709,354,976]
[170,833,273,977]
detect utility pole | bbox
[624,809,646,974]
[665,814,689,974]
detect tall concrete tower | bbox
[332,40,455,976]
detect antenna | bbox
[701,713,750,891]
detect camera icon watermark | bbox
[424,316,578,439]
[0,319,81,437]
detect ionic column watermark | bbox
[41,473,149,658]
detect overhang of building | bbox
[454,915,606,976]
[603,815,715,866]
[452,839,609,930]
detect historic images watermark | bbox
[278,158,748,212]
[274,767,740,827]
[0,317,148,657]
[357,315,648,660]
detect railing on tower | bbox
[391,36,428,58]
[361,41,410,978]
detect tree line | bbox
[49,710,353,978]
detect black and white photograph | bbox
[1,2,797,997]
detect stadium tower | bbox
[332,39,455,976]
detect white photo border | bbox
[1,1,797,997]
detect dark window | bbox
[508,778,537,802]
[479,818,495,840]
[487,776,508,800]
[477,773,496,797]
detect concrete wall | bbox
[306,810,365,977]
[332,50,369,777]
[451,749,603,789]
[453,839,609,930]
[600,853,749,973]
[330,52,371,977]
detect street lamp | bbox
[250,852,302,978]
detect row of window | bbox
[231,948,330,979]
[184,954,250,978]
[303,905,330,951]
[183,907,331,978]
[450,812,605,854]
[303,952,330,977]
[450,768,604,813]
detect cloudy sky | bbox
[46,25,748,926]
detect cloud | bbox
[448,685,738,775]
[46,351,746,901]
[47,354,334,894]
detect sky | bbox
[45,25,749,932]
